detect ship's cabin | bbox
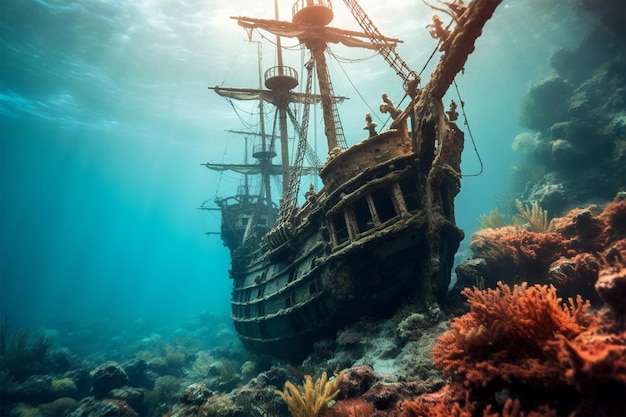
[327,174,421,247]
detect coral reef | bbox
[464,225,564,288]
[1,6,623,416]
[433,283,593,389]
[457,199,626,304]
[390,280,625,417]
[275,371,345,417]
[514,199,549,233]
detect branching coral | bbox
[515,199,550,232]
[276,371,345,417]
[432,282,593,388]
[164,345,187,371]
[149,375,182,405]
[478,208,507,229]
[399,384,474,417]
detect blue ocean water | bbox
[0,0,594,345]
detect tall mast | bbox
[273,0,292,199]
[234,1,388,156]
[256,42,274,217]
[292,1,338,153]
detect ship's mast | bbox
[293,1,339,153]
[267,0,298,198]
[234,0,401,157]
[255,42,274,216]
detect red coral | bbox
[559,331,626,388]
[595,264,626,315]
[432,282,593,388]
[320,397,376,417]
[547,253,603,303]
[551,206,605,253]
[467,201,626,307]
[469,227,564,286]
[598,200,626,245]
[555,325,626,417]
[399,384,474,417]
[339,365,378,398]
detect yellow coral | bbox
[275,371,344,417]
[479,208,507,229]
[515,199,550,232]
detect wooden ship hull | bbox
[231,129,464,360]
[206,0,501,361]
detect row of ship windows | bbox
[328,178,420,246]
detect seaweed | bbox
[0,316,51,382]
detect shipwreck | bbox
[201,0,502,361]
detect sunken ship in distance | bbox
[202,0,501,361]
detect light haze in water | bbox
[1,0,592,329]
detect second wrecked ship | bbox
[203,0,501,361]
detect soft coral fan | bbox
[429,281,625,416]
[432,282,593,389]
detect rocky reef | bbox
[510,0,625,217]
[0,313,255,417]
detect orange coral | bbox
[468,227,564,286]
[432,282,593,388]
[550,201,626,255]
[464,201,626,305]
[596,200,626,245]
[399,384,474,417]
[320,398,376,417]
[556,324,626,416]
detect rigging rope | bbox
[331,55,383,125]
[223,97,257,130]
[327,47,379,63]
[453,79,483,177]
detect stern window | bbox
[331,212,349,244]
[372,188,397,222]
[354,198,374,232]
[400,178,421,212]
